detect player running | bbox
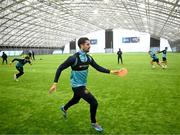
[148,50,164,69]
[49,37,120,132]
[10,56,32,81]
[158,47,168,68]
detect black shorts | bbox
[72,86,97,107]
[16,66,24,73]
[152,58,159,63]
[72,86,97,102]
[162,57,167,61]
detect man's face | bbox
[81,40,91,52]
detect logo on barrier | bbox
[90,39,97,45]
[122,37,140,43]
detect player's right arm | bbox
[157,50,165,54]
[49,56,76,94]
[10,58,19,65]
[11,58,17,63]
[11,58,22,63]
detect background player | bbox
[158,47,168,68]
[10,56,32,81]
[148,50,164,69]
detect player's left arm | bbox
[28,60,32,65]
[10,58,18,65]
[89,56,122,75]
[89,56,110,73]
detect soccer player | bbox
[28,51,32,60]
[32,51,35,60]
[10,56,32,81]
[1,52,8,64]
[49,37,119,132]
[158,47,168,68]
[117,48,123,64]
[148,50,163,69]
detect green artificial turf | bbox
[0,53,180,134]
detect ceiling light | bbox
[142,17,147,21]
[93,9,99,14]
[24,1,30,5]
[149,0,154,3]
[139,3,145,8]
[53,12,58,16]
[104,0,109,4]
[74,0,82,3]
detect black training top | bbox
[54,51,110,85]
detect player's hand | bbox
[111,68,128,77]
[110,70,120,75]
[156,51,159,54]
[49,83,57,94]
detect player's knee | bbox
[72,98,80,104]
[91,100,98,108]
[74,99,79,104]
[95,101,98,107]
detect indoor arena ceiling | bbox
[0,0,180,48]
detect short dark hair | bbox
[25,56,30,59]
[78,37,89,48]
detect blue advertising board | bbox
[122,37,140,43]
[130,37,140,43]
[90,39,97,45]
[122,37,131,43]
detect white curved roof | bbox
[0,0,180,48]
